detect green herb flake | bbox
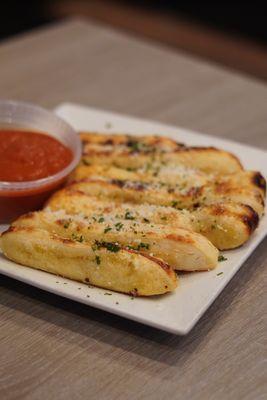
[127,140,141,153]
[104,226,112,234]
[98,216,105,223]
[82,159,90,166]
[63,219,71,229]
[171,200,179,208]
[125,211,135,220]
[71,233,84,243]
[143,218,150,223]
[218,255,227,262]
[95,255,101,265]
[126,242,150,251]
[217,272,224,276]
[104,292,112,296]
[138,242,150,250]
[115,222,124,231]
[95,240,121,253]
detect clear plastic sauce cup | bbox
[0,100,81,223]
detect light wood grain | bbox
[0,19,266,400]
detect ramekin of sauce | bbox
[0,100,81,223]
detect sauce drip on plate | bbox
[0,130,73,182]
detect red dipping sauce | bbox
[0,129,74,223]
[0,130,73,182]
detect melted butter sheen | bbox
[0,130,73,182]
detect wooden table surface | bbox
[0,19,266,400]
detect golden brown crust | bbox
[12,209,219,271]
[251,171,266,194]
[241,206,259,235]
[0,226,178,296]
[79,132,244,173]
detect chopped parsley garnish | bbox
[115,222,124,231]
[143,218,150,223]
[218,255,227,262]
[125,211,135,220]
[104,226,112,234]
[82,159,90,166]
[94,240,121,253]
[95,255,101,265]
[104,292,112,295]
[127,140,142,152]
[63,219,71,229]
[126,242,150,251]
[98,216,105,223]
[71,233,84,242]
[171,200,179,208]
[138,242,150,250]
[217,272,224,276]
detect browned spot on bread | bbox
[128,182,147,191]
[252,172,266,194]
[109,179,147,191]
[215,182,233,194]
[187,186,203,197]
[255,192,265,206]
[1,226,34,235]
[209,204,227,216]
[241,206,259,234]
[60,238,75,244]
[56,219,66,226]
[141,252,175,276]
[81,139,88,147]
[125,248,174,276]
[186,146,216,151]
[103,206,113,213]
[52,235,75,245]
[166,233,194,244]
[110,179,125,188]
[208,202,260,231]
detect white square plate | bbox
[1,102,266,335]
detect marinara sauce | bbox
[0,130,73,223]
